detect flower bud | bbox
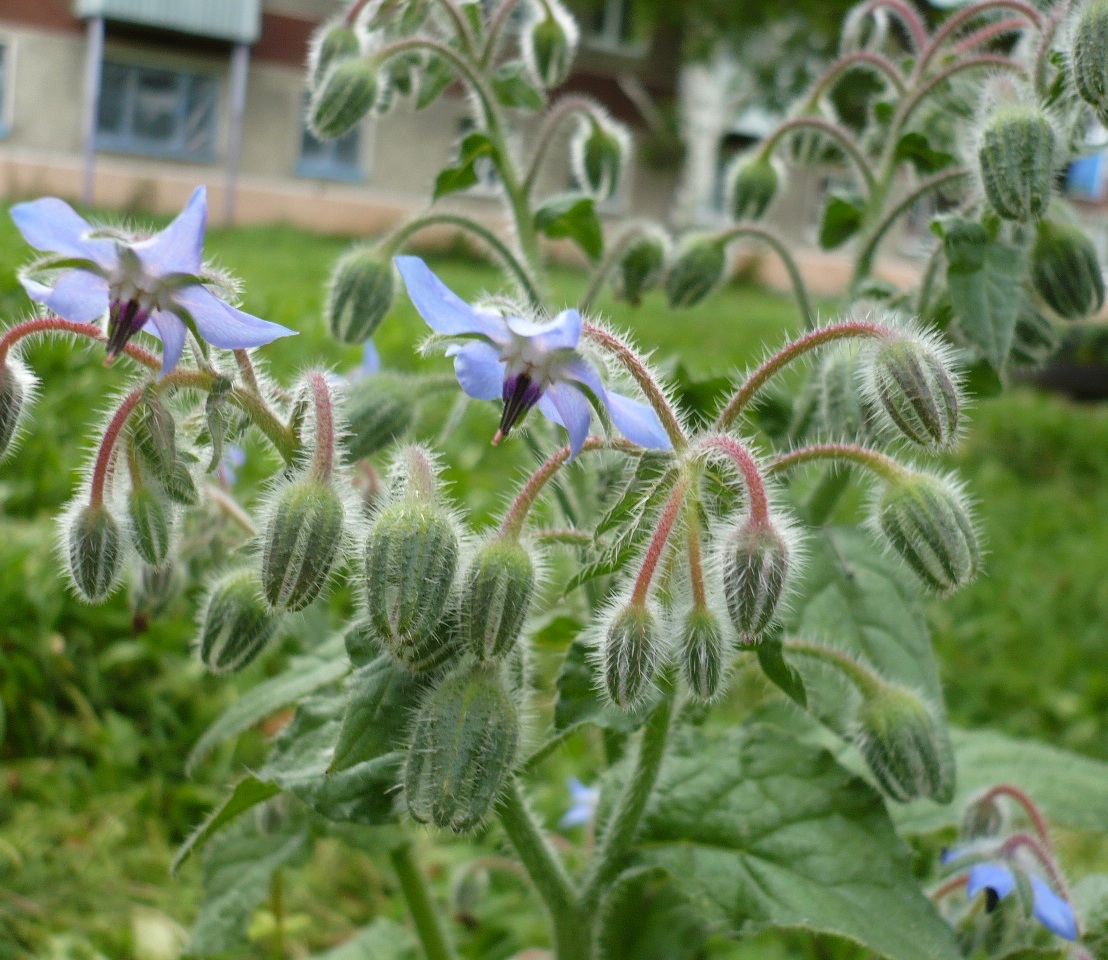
[161,459,199,506]
[523,0,578,88]
[960,789,1006,841]
[261,479,346,611]
[680,606,729,702]
[1031,220,1105,320]
[977,105,1056,222]
[854,683,955,803]
[365,501,460,652]
[728,154,780,222]
[613,227,668,306]
[815,345,874,442]
[867,333,960,449]
[665,236,727,309]
[405,662,519,832]
[309,19,361,90]
[309,57,378,140]
[1072,0,1108,126]
[198,569,281,673]
[572,114,627,200]
[873,471,979,593]
[132,561,179,623]
[721,519,793,641]
[127,487,171,566]
[0,359,32,460]
[327,246,394,345]
[1009,303,1058,368]
[461,539,535,661]
[342,373,415,461]
[131,392,176,475]
[602,603,662,709]
[66,503,123,602]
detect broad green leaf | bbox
[433,132,497,200]
[173,776,280,874]
[534,195,604,261]
[819,194,864,250]
[894,132,957,175]
[492,62,544,111]
[416,55,452,110]
[308,918,418,959]
[896,729,1108,835]
[599,866,710,960]
[637,724,961,960]
[186,641,347,775]
[553,638,650,733]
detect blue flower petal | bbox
[606,391,672,450]
[1030,878,1078,941]
[394,256,506,340]
[450,340,505,401]
[173,285,297,349]
[10,197,117,270]
[147,310,188,377]
[361,339,381,377]
[539,382,591,458]
[134,186,207,276]
[506,308,582,352]
[23,269,109,325]
[967,863,1017,902]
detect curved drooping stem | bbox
[89,387,145,507]
[578,222,653,313]
[997,832,1072,901]
[974,784,1052,843]
[851,0,929,51]
[899,55,1027,129]
[481,0,528,66]
[716,223,817,329]
[629,479,689,605]
[806,51,906,104]
[763,116,876,194]
[0,317,161,372]
[698,434,771,526]
[917,0,1042,76]
[951,18,1026,56]
[524,96,598,193]
[782,637,886,697]
[767,442,905,482]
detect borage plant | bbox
[6,0,1108,958]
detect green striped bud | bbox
[365,501,460,655]
[261,479,346,611]
[66,503,123,602]
[309,57,378,140]
[728,154,780,222]
[198,569,280,673]
[131,392,176,475]
[978,105,1055,222]
[1031,220,1105,320]
[572,115,627,200]
[327,246,395,344]
[127,487,171,566]
[0,360,31,460]
[665,236,727,308]
[342,373,414,460]
[868,334,960,449]
[815,345,874,441]
[1009,303,1058,367]
[874,471,979,593]
[161,459,198,506]
[461,539,535,661]
[721,520,793,642]
[613,228,667,306]
[602,603,662,709]
[1072,0,1108,126]
[855,683,954,803]
[680,606,728,702]
[309,20,361,90]
[524,1,577,89]
[405,662,519,832]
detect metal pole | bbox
[224,42,250,224]
[81,16,105,206]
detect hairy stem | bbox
[630,480,689,606]
[686,504,708,608]
[233,349,262,395]
[89,387,144,506]
[524,95,597,193]
[852,0,928,51]
[918,0,1042,76]
[307,372,336,482]
[767,442,905,481]
[976,784,1051,843]
[698,435,771,526]
[389,843,458,960]
[807,51,906,103]
[951,18,1027,56]
[0,317,161,371]
[782,637,885,697]
[481,0,527,66]
[764,116,876,194]
[579,222,652,313]
[717,223,817,329]
[900,56,1026,129]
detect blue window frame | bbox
[97,60,219,161]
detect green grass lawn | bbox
[0,210,1106,957]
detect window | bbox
[298,112,366,182]
[97,60,219,161]
[582,0,640,51]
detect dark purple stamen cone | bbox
[494,373,544,444]
[105,299,150,362]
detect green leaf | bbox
[416,55,452,110]
[173,776,280,874]
[534,195,604,261]
[433,131,497,200]
[894,132,957,175]
[553,639,651,733]
[756,635,807,709]
[308,918,418,959]
[596,451,675,537]
[491,62,545,111]
[895,728,1108,836]
[945,219,1025,370]
[819,194,865,250]
[186,641,347,775]
[599,866,710,960]
[637,724,962,960]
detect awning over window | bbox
[74,0,263,44]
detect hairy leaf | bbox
[173,776,280,874]
[492,62,545,110]
[599,866,710,960]
[534,195,604,261]
[819,193,865,250]
[433,132,498,199]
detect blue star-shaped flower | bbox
[10,187,296,375]
[966,862,1078,941]
[559,777,600,830]
[394,256,671,457]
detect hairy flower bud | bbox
[680,606,728,702]
[977,105,1056,222]
[601,603,662,709]
[309,19,361,90]
[66,503,123,602]
[814,345,875,441]
[960,789,1006,840]
[854,683,955,803]
[131,392,176,475]
[613,227,668,305]
[365,501,460,654]
[198,569,281,673]
[342,373,415,460]
[461,539,535,661]
[523,0,578,88]
[867,333,960,449]
[1072,0,1108,125]
[873,471,979,593]
[721,519,794,641]
[728,154,780,221]
[127,487,171,566]
[161,458,199,506]
[405,662,519,832]
[0,359,32,459]
[1031,220,1105,320]
[309,57,378,140]
[327,246,395,344]
[261,479,345,611]
[572,114,628,200]
[665,236,727,308]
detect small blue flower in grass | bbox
[394,256,671,457]
[559,777,600,830]
[965,862,1078,940]
[10,187,296,376]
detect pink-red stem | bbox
[89,388,144,507]
[699,435,770,527]
[307,372,336,482]
[0,317,161,371]
[630,480,688,606]
[977,784,1051,843]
